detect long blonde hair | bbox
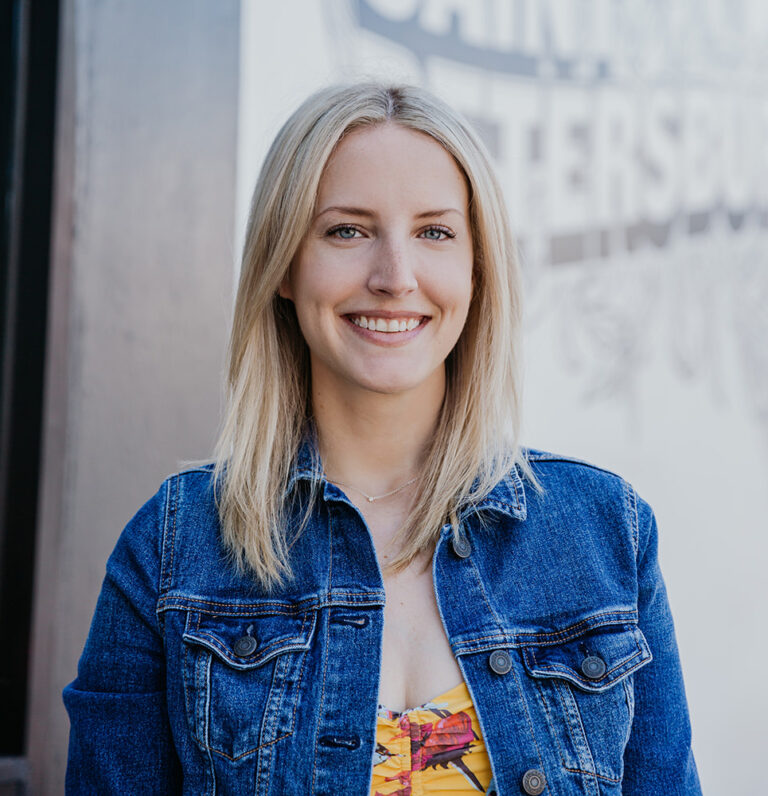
[214,83,533,590]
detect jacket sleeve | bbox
[63,479,182,794]
[622,493,701,795]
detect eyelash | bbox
[326,224,363,239]
[420,225,455,240]
[325,224,456,240]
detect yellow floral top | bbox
[371,680,492,795]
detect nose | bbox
[367,237,418,297]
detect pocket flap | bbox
[521,623,651,692]
[183,610,315,669]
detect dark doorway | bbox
[0,0,60,780]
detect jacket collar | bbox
[462,464,527,521]
[285,435,323,492]
[285,436,527,521]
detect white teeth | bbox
[350,315,423,332]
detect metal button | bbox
[581,655,606,680]
[488,649,512,675]
[451,536,471,558]
[233,635,257,657]
[522,768,547,795]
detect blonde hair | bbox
[214,83,534,590]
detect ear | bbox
[277,272,293,301]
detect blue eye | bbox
[328,225,360,239]
[421,226,454,240]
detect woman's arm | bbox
[63,482,182,794]
[622,494,702,795]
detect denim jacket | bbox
[64,447,701,795]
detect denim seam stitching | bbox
[563,767,622,784]
[162,475,180,594]
[311,508,334,792]
[534,679,569,770]
[452,632,513,653]
[454,615,640,654]
[621,677,634,749]
[286,624,309,733]
[159,477,171,595]
[208,731,293,762]
[515,612,638,645]
[203,650,216,795]
[259,643,284,787]
[183,623,204,750]
[157,593,385,613]
[454,631,510,642]
[160,599,318,612]
[452,614,639,654]
[556,680,599,795]
[156,478,173,640]
[507,656,549,791]
[627,482,639,558]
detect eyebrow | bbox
[315,206,465,220]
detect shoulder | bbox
[124,463,219,535]
[168,461,218,489]
[109,463,220,579]
[161,462,219,509]
[523,446,627,480]
[151,462,222,552]
[520,447,649,555]
[522,446,636,498]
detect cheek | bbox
[447,261,474,315]
[289,277,343,345]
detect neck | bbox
[312,371,445,495]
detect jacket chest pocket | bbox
[182,609,315,761]
[521,623,651,784]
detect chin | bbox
[352,367,438,397]
[356,378,421,396]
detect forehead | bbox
[315,123,469,209]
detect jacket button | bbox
[233,635,258,657]
[522,768,547,794]
[488,649,512,675]
[451,536,471,558]
[581,655,606,680]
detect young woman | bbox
[65,84,701,795]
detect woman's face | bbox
[281,123,474,401]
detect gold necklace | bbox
[326,475,419,503]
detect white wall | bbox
[238,2,768,792]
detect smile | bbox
[349,315,424,333]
